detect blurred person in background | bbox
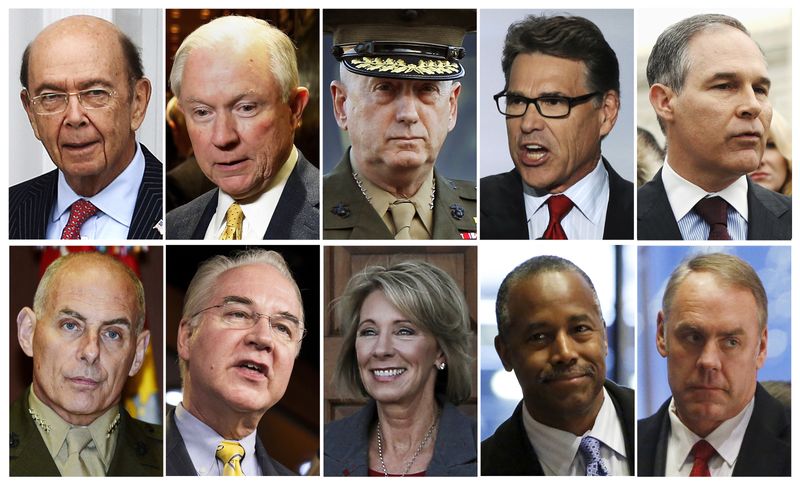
[748,110,791,196]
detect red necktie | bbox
[693,196,732,240]
[689,440,716,477]
[61,199,98,239]
[541,194,573,240]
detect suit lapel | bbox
[481,169,529,239]
[265,152,319,239]
[637,169,682,239]
[165,407,198,475]
[189,190,220,239]
[746,179,792,240]
[602,158,634,240]
[128,144,164,239]
[732,384,791,476]
[605,380,635,475]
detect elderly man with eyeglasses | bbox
[480,14,633,240]
[11,14,162,240]
[167,249,307,476]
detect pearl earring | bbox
[437,362,447,370]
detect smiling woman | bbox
[324,260,477,477]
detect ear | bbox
[177,318,195,363]
[20,90,42,140]
[289,86,310,128]
[447,81,462,132]
[17,307,37,357]
[755,326,768,369]
[656,311,668,357]
[494,334,513,372]
[129,329,151,377]
[598,90,620,137]
[331,80,349,130]
[129,77,152,131]
[649,83,675,124]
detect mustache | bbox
[539,364,596,383]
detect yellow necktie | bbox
[389,200,416,240]
[220,202,244,240]
[216,440,245,476]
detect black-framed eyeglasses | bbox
[193,301,307,344]
[493,91,600,119]
[26,88,117,115]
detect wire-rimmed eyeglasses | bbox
[193,301,307,344]
[26,88,117,115]
[493,91,600,119]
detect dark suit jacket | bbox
[10,388,162,476]
[638,169,792,240]
[323,149,477,239]
[637,383,791,476]
[324,398,476,476]
[166,151,319,239]
[481,380,635,476]
[9,144,163,239]
[165,406,294,476]
[480,158,633,240]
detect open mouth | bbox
[520,144,550,164]
[236,360,267,378]
[372,368,406,378]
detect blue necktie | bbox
[579,436,609,476]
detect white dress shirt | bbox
[521,387,629,475]
[661,158,748,240]
[523,156,610,240]
[47,142,145,239]
[664,396,754,477]
[204,146,298,240]
[174,403,262,476]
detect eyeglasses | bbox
[193,301,307,344]
[27,88,117,115]
[493,91,600,119]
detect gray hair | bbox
[662,252,767,331]
[34,252,146,334]
[332,261,473,405]
[496,255,603,338]
[170,15,299,102]
[178,249,303,381]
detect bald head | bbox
[20,15,144,91]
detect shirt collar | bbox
[211,146,298,238]
[356,166,435,234]
[28,386,119,470]
[522,156,607,226]
[174,403,259,476]
[661,158,749,222]
[668,396,755,470]
[53,142,145,227]
[521,387,626,475]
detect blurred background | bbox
[479,241,635,440]
[164,245,320,475]
[637,245,791,418]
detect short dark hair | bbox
[20,28,144,90]
[501,15,620,97]
[495,255,602,337]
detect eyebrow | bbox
[183,90,259,107]
[221,297,302,325]
[31,79,115,94]
[707,72,772,89]
[58,309,132,328]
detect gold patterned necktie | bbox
[63,427,93,476]
[389,200,416,240]
[216,440,245,476]
[220,202,244,240]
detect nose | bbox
[549,331,578,365]
[63,94,89,128]
[519,103,546,133]
[372,331,395,357]
[395,92,420,125]
[211,112,240,149]
[78,330,100,364]
[696,340,722,372]
[245,318,276,352]
[736,87,766,120]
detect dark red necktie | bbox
[541,194,573,240]
[61,199,98,239]
[693,196,732,240]
[689,440,716,477]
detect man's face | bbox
[179,43,308,201]
[179,264,302,419]
[333,73,460,173]
[653,26,772,191]
[496,270,607,430]
[505,53,618,193]
[21,17,150,196]
[657,271,766,437]
[19,258,148,426]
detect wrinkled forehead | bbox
[212,264,303,317]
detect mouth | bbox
[518,143,550,166]
[731,131,762,144]
[371,368,406,381]
[749,171,768,180]
[215,158,248,169]
[234,360,268,379]
[61,141,100,152]
[68,376,101,388]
